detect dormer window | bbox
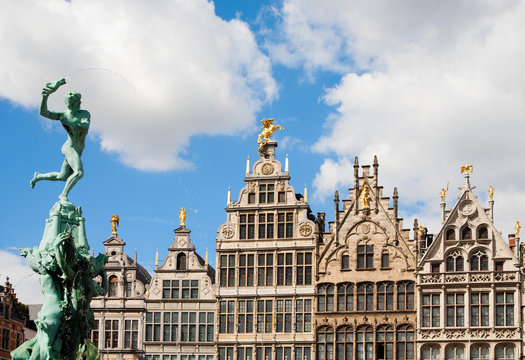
[478,227,488,239]
[259,184,275,203]
[446,229,455,240]
[109,276,118,297]
[461,227,472,240]
[177,252,187,270]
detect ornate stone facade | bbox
[0,279,29,360]
[216,141,317,360]
[144,225,216,360]
[316,157,417,360]
[91,230,152,360]
[416,172,522,359]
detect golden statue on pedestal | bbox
[258,117,284,154]
[488,185,495,201]
[514,221,521,238]
[440,182,449,202]
[110,214,119,234]
[179,208,186,226]
[360,184,370,208]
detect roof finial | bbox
[246,156,250,175]
[285,154,289,173]
[155,248,159,269]
[440,182,449,203]
[304,184,308,203]
[488,185,495,201]
[257,117,284,154]
[110,214,119,235]
[205,248,208,266]
[227,187,231,206]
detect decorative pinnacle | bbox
[285,154,289,173]
[110,214,119,235]
[246,156,250,175]
[155,248,159,268]
[205,248,208,266]
[459,163,475,191]
[461,163,473,176]
[304,184,308,203]
[227,187,231,206]
[179,208,186,227]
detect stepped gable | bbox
[318,155,416,276]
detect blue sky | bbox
[1,0,525,303]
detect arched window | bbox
[445,344,465,359]
[397,281,415,310]
[396,325,414,360]
[356,325,373,360]
[495,344,514,359]
[336,326,353,360]
[421,345,440,359]
[341,254,350,270]
[471,344,489,359]
[357,282,374,310]
[316,326,334,360]
[376,325,393,360]
[470,251,488,271]
[477,227,488,239]
[177,252,187,270]
[377,282,394,310]
[446,251,464,272]
[337,283,353,311]
[317,284,335,311]
[461,227,472,240]
[108,275,118,297]
[446,229,456,240]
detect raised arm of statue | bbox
[40,79,66,120]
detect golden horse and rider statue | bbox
[257,117,284,154]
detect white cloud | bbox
[0,250,44,304]
[0,0,277,171]
[272,0,525,234]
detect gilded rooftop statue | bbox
[257,117,284,154]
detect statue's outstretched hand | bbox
[42,78,66,97]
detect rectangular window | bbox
[198,312,214,342]
[219,301,235,333]
[239,254,255,286]
[248,193,255,204]
[104,319,119,348]
[256,300,273,333]
[238,300,254,333]
[275,300,292,332]
[91,319,99,346]
[259,184,275,203]
[496,292,514,326]
[238,347,254,360]
[240,214,255,239]
[124,320,138,349]
[180,280,199,299]
[431,263,440,273]
[357,245,374,269]
[277,253,293,285]
[446,293,464,327]
[295,299,312,332]
[277,213,294,238]
[257,253,273,286]
[220,254,236,287]
[126,282,132,297]
[296,347,311,360]
[422,294,440,327]
[219,347,235,360]
[471,293,489,327]
[341,255,350,270]
[278,192,286,203]
[180,312,197,341]
[1,328,9,350]
[296,252,312,285]
[258,214,275,239]
[162,280,180,299]
[381,253,389,268]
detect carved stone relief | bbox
[299,223,313,237]
[222,225,235,239]
[261,163,274,175]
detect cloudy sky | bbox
[1,0,525,304]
